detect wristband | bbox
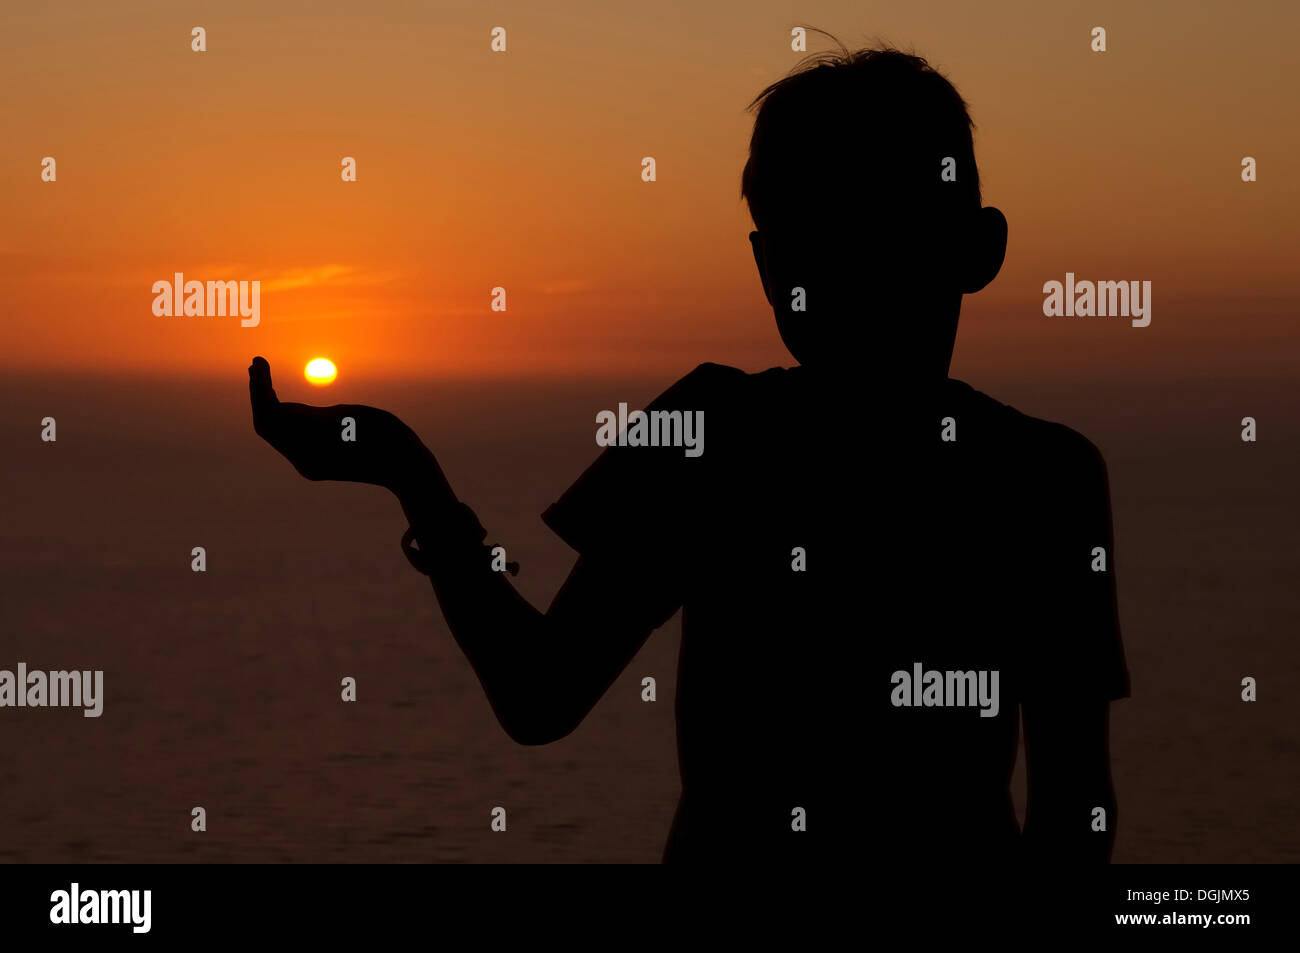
[401,501,520,577]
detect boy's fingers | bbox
[249,357,278,403]
[249,356,281,433]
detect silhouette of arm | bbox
[397,470,680,746]
[1020,429,1127,862]
[1021,699,1117,862]
[250,355,695,746]
[391,365,723,745]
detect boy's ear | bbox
[960,206,1008,294]
[749,230,774,306]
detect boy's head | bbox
[742,43,1007,379]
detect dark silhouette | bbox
[250,44,1128,864]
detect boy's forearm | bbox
[391,446,459,526]
[424,552,562,743]
[1021,768,1118,863]
[389,449,568,742]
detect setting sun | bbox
[305,358,337,385]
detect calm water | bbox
[0,368,1296,862]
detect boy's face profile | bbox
[741,49,1008,381]
[748,197,1007,381]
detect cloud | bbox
[257,264,362,292]
[538,278,594,295]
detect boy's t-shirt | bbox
[542,362,1130,862]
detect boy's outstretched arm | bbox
[250,357,680,746]
[397,463,680,744]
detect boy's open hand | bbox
[249,356,428,491]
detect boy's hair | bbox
[741,40,981,232]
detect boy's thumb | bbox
[249,356,280,423]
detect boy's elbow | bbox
[487,671,593,745]
[502,723,565,746]
[498,707,580,746]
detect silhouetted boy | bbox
[250,45,1129,864]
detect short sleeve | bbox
[542,362,740,568]
[1022,427,1131,702]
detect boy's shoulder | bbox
[651,362,760,399]
[651,362,799,406]
[652,366,1107,479]
[640,363,794,428]
[948,378,1108,481]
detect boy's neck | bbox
[797,364,953,404]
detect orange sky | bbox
[1,0,1296,382]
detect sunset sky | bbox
[1,0,1295,381]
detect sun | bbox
[304,358,337,385]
